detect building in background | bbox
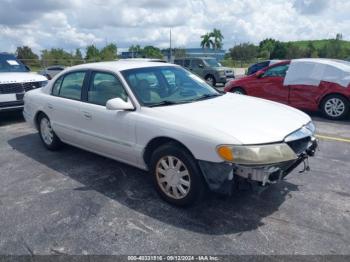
[120,48,226,62]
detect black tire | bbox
[38,114,63,150]
[320,94,349,120]
[205,75,216,87]
[230,87,246,95]
[150,143,206,206]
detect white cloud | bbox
[0,0,349,55]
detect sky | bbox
[0,0,349,54]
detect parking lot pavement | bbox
[0,112,350,255]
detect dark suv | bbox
[174,57,234,86]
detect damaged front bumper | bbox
[198,137,318,195]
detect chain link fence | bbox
[18,59,105,72]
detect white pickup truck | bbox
[0,53,47,112]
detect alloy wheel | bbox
[324,98,345,117]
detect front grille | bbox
[0,83,24,94]
[0,81,43,94]
[287,137,311,155]
[22,82,42,91]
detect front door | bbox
[78,71,137,165]
[249,63,290,104]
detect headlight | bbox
[305,121,316,134]
[38,81,48,87]
[217,143,297,165]
[285,121,316,142]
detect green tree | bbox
[285,43,305,59]
[229,43,258,61]
[100,43,118,60]
[259,38,277,59]
[319,39,345,59]
[41,48,74,66]
[200,33,214,49]
[74,48,83,60]
[85,45,100,62]
[210,28,224,50]
[128,45,142,58]
[270,42,287,59]
[142,46,163,58]
[305,42,318,58]
[16,46,39,68]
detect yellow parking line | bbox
[316,134,350,143]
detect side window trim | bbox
[263,64,289,78]
[51,70,88,101]
[83,69,130,107]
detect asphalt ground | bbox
[0,111,349,255]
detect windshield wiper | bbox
[148,100,180,107]
[190,93,222,102]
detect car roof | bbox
[64,61,178,72]
[175,57,216,60]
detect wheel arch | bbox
[229,86,247,94]
[318,92,350,109]
[204,73,215,80]
[143,136,196,169]
[34,110,47,130]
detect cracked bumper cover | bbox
[198,137,318,195]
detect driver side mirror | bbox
[106,98,134,111]
[198,63,204,68]
[255,70,264,78]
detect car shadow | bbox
[0,111,25,126]
[308,111,350,126]
[8,133,300,235]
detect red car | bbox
[224,59,350,120]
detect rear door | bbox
[288,84,324,111]
[190,59,205,78]
[248,63,290,104]
[47,70,87,144]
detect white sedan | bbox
[23,61,318,206]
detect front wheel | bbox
[150,143,206,206]
[38,114,62,150]
[321,95,349,120]
[230,87,246,95]
[205,75,216,87]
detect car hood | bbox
[0,72,47,84]
[152,93,311,145]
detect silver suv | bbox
[174,57,234,86]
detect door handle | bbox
[82,111,92,119]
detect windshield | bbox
[121,66,220,107]
[203,59,221,67]
[0,54,29,73]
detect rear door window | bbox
[57,71,86,100]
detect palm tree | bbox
[200,33,214,49]
[210,28,224,50]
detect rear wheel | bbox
[321,95,349,120]
[150,143,206,206]
[38,114,62,150]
